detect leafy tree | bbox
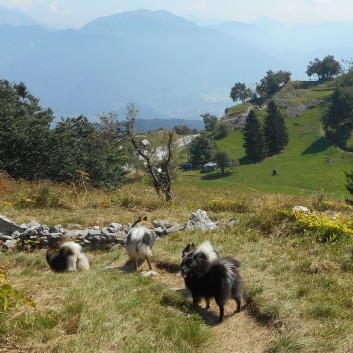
[345,170,353,195]
[201,113,218,132]
[264,100,289,156]
[188,134,216,167]
[174,125,195,135]
[243,109,267,161]
[230,82,253,103]
[323,70,353,130]
[0,80,54,179]
[215,123,230,139]
[214,151,235,175]
[256,70,291,100]
[48,115,128,187]
[306,55,341,81]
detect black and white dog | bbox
[46,241,90,273]
[126,216,157,271]
[181,241,244,323]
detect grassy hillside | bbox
[178,80,353,199]
[1,79,353,353]
[1,181,353,353]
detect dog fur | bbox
[46,241,90,272]
[180,251,243,322]
[182,240,219,261]
[126,216,156,271]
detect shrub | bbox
[0,265,36,311]
[294,211,353,243]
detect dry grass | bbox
[1,180,353,352]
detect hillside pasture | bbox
[1,181,353,352]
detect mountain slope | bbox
[0,9,285,120]
[179,80,353,197]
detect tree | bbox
[188,134,216,167]
[263,100,289,156]
[243,109,267,161]
[0,80,54,179]
[48,114,128,187]
[214,151,235,175]
[0,80,129,186]
[215,123,230,139]
[174,125,195,135]
[230,82,253,103]
[323,70,353,130]
[125,104,176,201]
[256,70,291,100]
[306,55,341,81]
[201,113,218,132]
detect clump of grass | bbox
[204,197,251,213]
[266,335,307,353]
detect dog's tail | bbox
[220,256,244,300]
[60,242,90,271]
[195,240,219,262]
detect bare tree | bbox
[125,103,176,202]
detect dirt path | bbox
[150,260,279,353]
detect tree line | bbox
[0,80,128,187]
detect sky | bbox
[1,0,353,28]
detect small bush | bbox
[294,211,353,243]
[0,265,36,311]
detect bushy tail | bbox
[195,240,219,261]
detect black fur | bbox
[180,252,244,322]
[46,246,73,272]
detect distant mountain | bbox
[0,7,38,26]
[0,9,284,120]
[211,18,353,79]
[1,8,352,123]
[135,118,203,132]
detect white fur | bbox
[194,240,219,261]
[126,226,154,261]
[60,242,90,271]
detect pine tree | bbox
[243,109,267,161]
[264,100,289,156]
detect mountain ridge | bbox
[0,8,352,123]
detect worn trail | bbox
[153,260,278,353]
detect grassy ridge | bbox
[178,81,353,198]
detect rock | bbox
[0,215,22,232]
[183,209,218,231]
[4,239,17,249]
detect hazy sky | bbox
[2,0,353,28]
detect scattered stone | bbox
[0,210,232,252]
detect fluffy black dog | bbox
[181,251,244,323]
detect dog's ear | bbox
[132,216,142,226]
[182,243,191,257]
[190,243,196,252]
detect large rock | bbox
[183,209,218,231]
[0,215,24,233]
